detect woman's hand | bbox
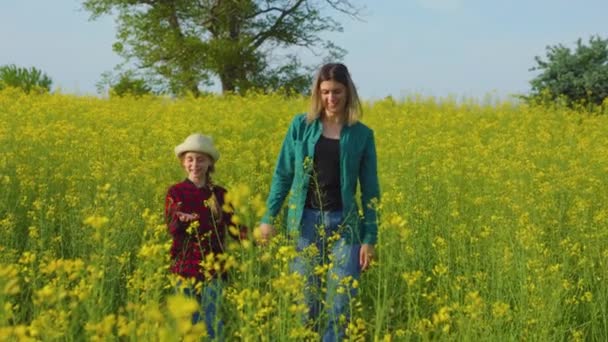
[254,223,276,245]
[359,244,375,271]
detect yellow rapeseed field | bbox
[0,88,607,341]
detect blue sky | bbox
[1,0,607,100]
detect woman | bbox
[258,63,380,341]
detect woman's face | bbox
[320,80,347,118]
[181,151,213,181]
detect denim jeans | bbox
[291,208,361,342]
[179,279,224,341]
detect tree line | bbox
[1,1,607,107]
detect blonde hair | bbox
[307,63,362,125]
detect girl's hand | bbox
[176,211,199,222]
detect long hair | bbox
[307,63,363,125]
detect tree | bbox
[83,0,359,96]
[0,64,52,93]
[528,35,608,106]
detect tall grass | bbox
[0,88,606,340]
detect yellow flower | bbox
[432,306,451,326]
[492,301,511,319]
[402,270,423,287]
[432,263,448,277]
[166,294,200,334]
[83,215,109,229]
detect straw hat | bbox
[174,133,220,161]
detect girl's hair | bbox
[307,63,363,125]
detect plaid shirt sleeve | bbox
[165,187,185,235]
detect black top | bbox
[305,135,342,211]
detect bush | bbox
[0,64,52,93]
[111,72,153,97]
[97,70,153,97]
[527,35,608,108]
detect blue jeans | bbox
[179,279,224,341]
[291,208,361,342]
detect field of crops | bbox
[0,88,607,341]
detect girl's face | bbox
[320,80,347,118]
[181,151,213,181]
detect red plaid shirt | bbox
[165,179,246,281]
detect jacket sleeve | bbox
[261,115,300,224]
[165,187,185,236]
[359,129,380,245]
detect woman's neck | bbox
[321,114,343,139]
[323,111,344,125]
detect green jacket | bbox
[262,114,380,245]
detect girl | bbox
[165,133,246,340]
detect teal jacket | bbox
[262,114,380,245]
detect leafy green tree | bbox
[0,64,53,93]
[529,35,608,106]
[83,0,358,96]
